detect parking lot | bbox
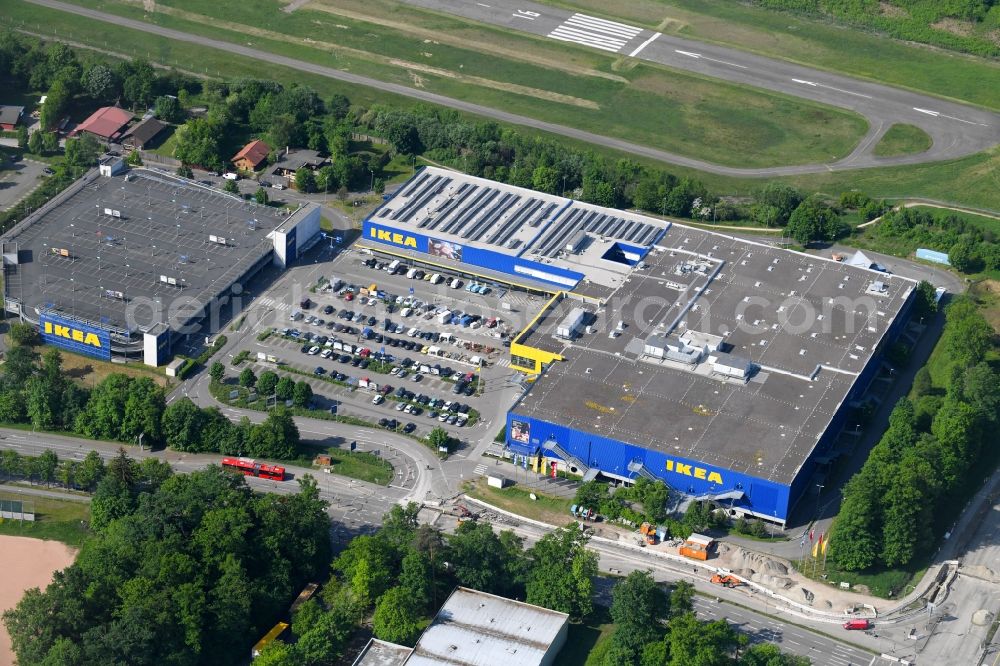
[229,244,535,443]
[0,156,47,212]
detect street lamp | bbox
[369,168,375,194]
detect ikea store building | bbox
[362,167,917,524]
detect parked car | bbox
[372,395,385,405]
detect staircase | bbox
[627,459,660,482]
[542,438,591,477]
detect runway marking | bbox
[476,2,490,6]
[548,13,642,53]
[792,78,873,99]
[628,31,661,58]
[914,107,988,126]
[674,49,748,69]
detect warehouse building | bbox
[1,166,320,366]
[352,587,569,666]
[362,168,918,523]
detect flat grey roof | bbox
[352,639,412,666]
[405,587,568,666]
[514,222,916,486]
[2,169,289,333]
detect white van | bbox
[430,273,443,285]
[406,268,418,279]
[450,278,462,289]
[222,172,239,180]
[387,259,400,273]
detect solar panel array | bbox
[528,205,660,257]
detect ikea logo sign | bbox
[665,458,723,485]
[368,226,418,249]
[44,321,104,349]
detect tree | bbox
[224,179,239,194]
[162,397,207,451]
[24,126,37,152]
[739,643,811,666]
[257,371,278,396]
[334,534,395,608]
[292,381,313,408]
[275,376,295,401]
[574,480,607,512]
[608,570,666,660]
[753,183,802,226]
[254,187,269,205]
[828,470,882,570]
[75,450,105,490]
[912,280,938,320]
[426,427,451,451]
[786,196,843,245]
[35,449,59,485]
[372,587,422,646]
[39,79,70,130]
[174,116,225,172]
[154,95,182,123]
[9,321,39,346]
[210,361,225,383]
[448,520,522,597]
[40,130,59,154]
[126,150,142,166]
[64,134,100,168]
[525,526,598,619]
[121,57,155,109]
[294,168,316,193]
[176,164,194,179]
[81,63,117,101]
[239,367,256,388]
[246,409,299,460]
[948,240,981,273]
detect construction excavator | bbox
[710,574,744,588]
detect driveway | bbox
[0,157,46,212]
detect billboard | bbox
[428,238,463,262]
[40,313,111,360]
[510,419,530,444]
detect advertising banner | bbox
[40,313,111,360]
[510,419,530,444]
[428,238,463,262]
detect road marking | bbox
[792,78,873,98]
[547,13,642,53]
[914,106,988,126]
[628,31,661,57]
[674,49,748,69]
[476,2,490,6]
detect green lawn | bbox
[558,605,615,665]
[303,447,394,485]
[464,476,574,525]
[874,124,933,158]
[790,557,927,599]
[38,0,868,168]
[0,492,90,547]
[540,0,1000,111]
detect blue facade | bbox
[505,411,792,521]
[40,313,111,360]
[362,220,584,289]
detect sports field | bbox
[38,0,868,168]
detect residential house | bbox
[121,117,168,151]
[0,105,24,131]
[72,106,133,143]
[231,139,271,172]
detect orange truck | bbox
[639,522,658,545]
[679,533,714,561]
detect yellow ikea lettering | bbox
[665,458,723,485]
[43,321,102,348]
[370,227,417,248]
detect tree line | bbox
[0,323,301,461]
[828,296,1000,571]
[865,206,1000,274]
[2,454,331,665]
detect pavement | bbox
[23,0,1000,177]
[0,156,46,212]
[402,0,1000,174]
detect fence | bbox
[0,496,36,521]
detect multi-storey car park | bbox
[1,160,320,365]
[361,167,917,524]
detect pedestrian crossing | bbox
[494,358,510,368]
[473,464,488,476]
[257,296,289,311]
[547,13,643,53]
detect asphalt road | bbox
[23,0,1000,176]
[404,0,1000,174]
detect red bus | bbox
[221,457,286,481]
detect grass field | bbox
[560,605,614,665]
[464,477,573,525]
[301,447,394,485]
[4,3,1000,213]
[874,124,933,158]
[0,492,90,547]
[541,0,1000,111]
[38,0,869,168]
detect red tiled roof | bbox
[232,139,271,168]
[75,106,133,139]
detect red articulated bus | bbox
[221,457,286,481]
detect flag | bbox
[809,529,814,543]
[811,539,819,558]
[821,535,829,556]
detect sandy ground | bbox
[0,536,77,666]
